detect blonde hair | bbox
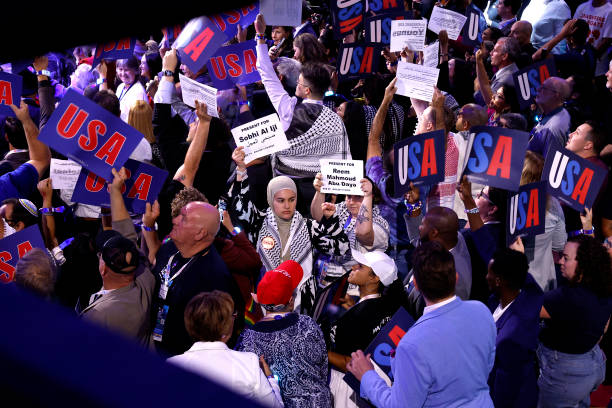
[128,100,155,143]
[520,150,544,186]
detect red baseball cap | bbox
[256,260,304,306]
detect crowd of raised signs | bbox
[1,0,612,406]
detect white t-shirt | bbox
[574,0,612,75]
[116,81,148,123]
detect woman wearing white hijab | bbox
[228,147,349,314]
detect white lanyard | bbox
[118,83,131,101]
[159,252,198,300]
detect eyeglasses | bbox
[297,81,310,89]
[477,188,496,206]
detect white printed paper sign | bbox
[231,114,290,164]
[396,61,440,102]
[390,19,428,52]
[423,41,440,68]
[50,159,82,190]
[320,159,364,196]
[428,6,467,40]
[259,0,302,27]
[179,74,219,118]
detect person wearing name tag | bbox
[150,198,243,357]
[228,146,349,315]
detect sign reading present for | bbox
[174,16,228,74]
[343,307,415,393]
[0,225,46,283]
[210,4,259,39]
[460,3,482,47]
[428,6,467,40]
[506,181,547,245]
[231,114,290,164]
[512,59,556,111]
[71,159,169,214]
[50,159,82,190]
[0,72,22,116]
[178,74,219,117]
[92,38,136,68]
[337,42,381,80]
[395,61,440,102]
[332,0,367,39]
[38,89,143,181]
[259,0,302,27]
[463,126,529,191]
[320,159,364,196]
[542,144,607,211]
[206,40,260,90]
[365,12,409,44]
[394,130,445,195]
[390,19,427,52]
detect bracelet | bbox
[255,33,266,41]
[36,69,51,77]
[464,207,480,214]
[388,60,398,67]
[141,222,158,232]
[267,374,278,381]
[231,226,242,236]
[39,206,65,214]
[568,227,594,237]
[237,100,249,106]
[96,78,107,85]
[236,169,247,178]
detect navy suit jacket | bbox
[487,273,543,408]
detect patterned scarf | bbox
[257,208,316,313]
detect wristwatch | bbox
[162,70,174,77]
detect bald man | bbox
[404,207,473,318]
[151,201,243,356]
[510,20,537,67]
[528,77,572,156]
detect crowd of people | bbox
[2,0,612,406]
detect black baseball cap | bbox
[95,231,139,274]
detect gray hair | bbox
[498,37,521,62]
[14,248,57,299]
[274,57,301,90]
[73,64,99,91]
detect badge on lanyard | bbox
[152,305,169,342]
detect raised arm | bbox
[254,13,297,131]
[108,167,138,243]
[475,49,493,106]
[33,56,55,130]
[10,101,51,178]
[309,202,350,256]
[37,178,58,250]
[310,172,325,221]
[367,77,397,160]
[173,100,211,187]
[141,200,161,265]
[355,178,375,247]
[533,19,578,61]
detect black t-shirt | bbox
[152,241,243,357]
[329,296,397,356]
[540,285,612,354]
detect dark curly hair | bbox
[568,235,612,297]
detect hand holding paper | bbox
[232,146,247,171]
[346,350,374,382]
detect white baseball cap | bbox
[351,249,398,286]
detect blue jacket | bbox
[360,297,496,407]
[487,273,543,407]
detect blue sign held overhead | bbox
[506,181,547,245]
[174,16,229,75]
[0,72,23,117]
[337,42,381,80]
[206,40,261,90]
[464,126,529,192]
[38,89,143,181]
[394,129,446,195]
[542,144,607,212]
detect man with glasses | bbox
[527,77,572,156]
